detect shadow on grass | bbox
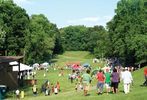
[5,80,35,99]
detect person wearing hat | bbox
[121,67,133,94]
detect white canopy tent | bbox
[9,61,32,71]
[42,62,49,67]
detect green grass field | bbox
[7,51,147,100]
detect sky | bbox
[13,0,119,28]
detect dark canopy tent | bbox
[0,56,23,89]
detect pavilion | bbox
[0,56,23,89]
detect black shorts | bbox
[111,82,119,88]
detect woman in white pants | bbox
[121,67,133,94]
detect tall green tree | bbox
[86,26,108,54]
[25,14,59,64]
[0,0,30,55]
[0,25,6,53]
[92,26,110,58]
[107,0,147,66]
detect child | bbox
[15,89,20,100]
[20,90,25,99]
[32,85,37,96]
[56,81,60,92]
[54,86,58,95]
[44,73,46,77]
[51,83,54,94]
[45,87,50,96]
[45,82,50,96]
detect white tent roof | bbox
[9,61,18,65]
[33,63,39,67]
[9,61,32,71]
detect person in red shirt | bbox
[96,69,105,95]
[143,67,147,86]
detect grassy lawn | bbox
[6,51,147,100]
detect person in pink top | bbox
[96,69,105,95]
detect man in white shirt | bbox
[121,67,133,94]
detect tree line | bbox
[0,0,146,67]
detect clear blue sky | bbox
[13,0,119,28]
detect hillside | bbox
[7,51,147,100]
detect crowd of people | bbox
[14,63,147,99]
[79,66,134,96]
[15,80,61,99]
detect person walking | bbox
[121,67,133,94]
[111,68,120,94]
[96,69,105,95]
[142,67,147,86]
[81,69,92,96]
[104,69,111,95]
[32,85,38,96]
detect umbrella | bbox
[72,64,80,70]
[82,63,90,68]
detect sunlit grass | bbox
[7,51,147,100]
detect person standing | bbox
[15,89,20,100]
[104,69,111,95]
[81,69,92,96]
[54,86,58,95]
[56,81,60,92]
[143,67,147,86]
[32,85,38,96]
[121,67,133,94]
[45,81,50,96]
[96,69,105,95]
[111,68,120,94]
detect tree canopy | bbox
[0,0,146,66]
[60,25,107,53]
[25,14,60,64]
[107,0,147,66]
[0,0,29,55]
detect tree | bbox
[60,25,88,51]
[0,0,30,55]
[86,25,108,54]
[25,14,58,64]
[107,0,147,66]
[0,25,6,52]
[60,25,108,55]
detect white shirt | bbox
[15,90,20,95]
[54,87,58,93]
[121,70,133,84]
